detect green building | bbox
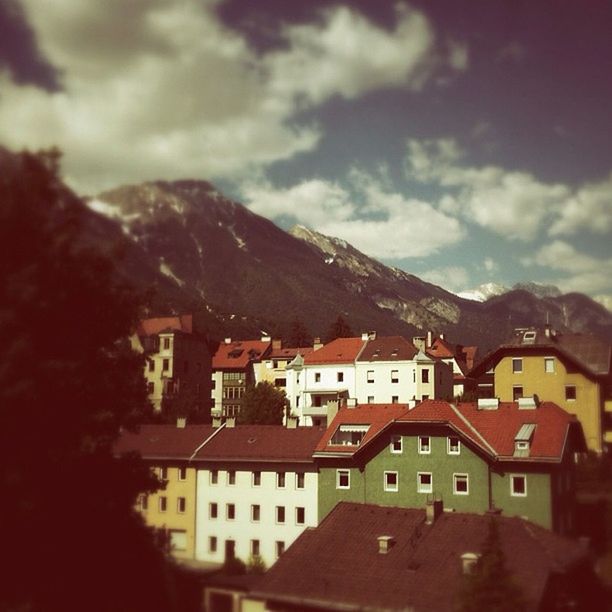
[314,399,585,533]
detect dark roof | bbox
[194,425,325,462]
[253,502,587,612]
[114,424,214,459]
[357,335,418,362]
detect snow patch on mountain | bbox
[457,282,509,302]
[159,259,184,287]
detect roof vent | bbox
[518,396,538,410]
[224,337,232,344]
[377,535,395,554]
[225,417,236,428]
[425,496,443,524]
[286,415,298,429]
[176,417,187,429]
[461,552,480,575]
[477,398,499,410]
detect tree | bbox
[0,149,175,611]
[288,317,312,348]
[325,314,354,343]
[458,518,524,612]
[238,382,287,425]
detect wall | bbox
[354,361,417,404]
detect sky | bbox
[1,0,611,308]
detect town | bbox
[116,314,612,610]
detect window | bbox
[330,424,369,446]
[177,497,186,513]
[418,436,431,454]
[314,372,321,383]
[384,471,399,492]
[170,530,187,551]
[391,395,399,404]
[337,469,350,489]
[512,358,523,373]
[421,369,429,383]
[159,496,167,512]
[251,539,260,556]
[178,467,187,481]
[276,506,286,524]
[276,541,285,558]
[296,472,305,489]
[367,396,374,403]
[447,436,460,455]
[453,474,469,495]
[390,435,402,454]
[367,370,374,383]
[226,503,235,520]
[159,467,168,480]
[544,357,555,373]
[162,358,170,371]
[337,371,344,382]
[296,506,305,524]
[565,385,577,401]
[251,504,260,522]
[148,360,155,372]
[391,370,399,383]
[277,471,286,488]
[422,394,429,400]
[209,536,217,553]
[511,474,527,497]
[163,337,171,350]
[210,470,218,485]
[227,470,236,485]
[417,472,432,493]
[147,382,155,394]
[512,386,523,401]
[209,502,218,519]
[139,495,148,511]
[252,471,261,487]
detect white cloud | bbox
[483,257,498,273]
[0,1,463,193]
[241,170,466,259]
[420,266,470,291]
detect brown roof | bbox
[137,314,193,337]
[356,335,418,362]
[114,424,214,459]
[269,346,314,360]
[212,339,271,369]
[253,502,587,611]
[193,425,325,462]
[304,337,366,365]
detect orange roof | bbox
[212,339,271,369]
[269,346,314,360]
[305,337,366,365]
[137,314,192,336]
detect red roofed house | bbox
[314,399,585,532]
[132,314,212,415]
[256,337,314,391]
[211,336,272,419]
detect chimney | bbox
[224,337,232,344]
[518,396,538,410]
[346,397,358,409]
[412,336,426,353]
[361,332,370,341]
[408,398,417,410]
[286,415,298,429]
[439,332,445,340]
[426,330,433,348]
[313,337,323,351]
[477,398,499,410]
[327,401,339,424]
[377,535,396,554]
[226,416,236,428]
[261,334,271,343]
[272,338,282,350]
[461,552,480,575]
[176,417,187,429]
[425,497,443,524]
[212,416,223,428]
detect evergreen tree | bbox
[238,381,287,425]
[458,518,524,612]
[0,149,175,611]
[288,317,312,348]
[325,314,354,343]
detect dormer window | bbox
[514,423,536,457]
[522,331,536,344]
[330,424,370,446]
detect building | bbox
[193,421,324,568]
[255,338,314,391]
[470,326,612,453]
[314,399,585,532]
[244,502,597,612]
[114,422,215,560]
[132,314,212,415]
[211,337,272,418]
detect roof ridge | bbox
[449,403,498,456]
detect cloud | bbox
[420,266,470,292]
[241,169,466,259]
[0,1,463,193]
[483,257,498,273]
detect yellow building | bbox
[115,423,215,560]
[472,327,612,453]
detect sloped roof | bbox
[193,425,325,462]
[212,339,271,369]
[356,335,418,362]
[304,337,366,365]
[114,424,214,459]
[253,502,586,611]
[427,337,479,375]
[137,314,193,337]
[269,346,314,360]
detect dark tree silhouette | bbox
[0,149,175,611]
[238,382,287,425]
[288,317,312,348]
[325,314,354,343]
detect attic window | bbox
[523,331,536,344]
[228,349,243,358]
[330,424,370,446]
[514,423,536,457]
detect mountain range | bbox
[79,179,612,352]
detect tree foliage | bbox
[288,317,312,348]
[238,381,287,425]
[458,518,525,612]
[325,314,354,343]
[0,149,174,611]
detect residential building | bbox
[193,421,324,568]
[211,337,272,418]
[114,422,215,560]
[132,314,212,414]
[470,326,612,453]
[314,399,585,532]
[243,501,597,612]
[256,338,314,390]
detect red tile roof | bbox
[253,502,587,612]
[114,424,214,459]
[212,339,271,369]
[137,314,193,337]
[269,346,314,360]
[304,337,366,365]
[193,425,325,462]
[356,335,418,362]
